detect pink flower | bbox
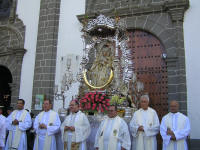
[101,106,104,112]
[104,106,108,110]
[92,104,96,110]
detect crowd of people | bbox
[0,95,190,150]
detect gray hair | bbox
[140,94,150,102]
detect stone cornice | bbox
[77,0,189,23]
[0,48,26,57]
[165,0,189,22]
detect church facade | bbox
[0,0,199,149]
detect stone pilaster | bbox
[32,0,61,113]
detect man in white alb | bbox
[61,99,91,150]
[33,99,61,150]
[160,100,190,150]
[5,99,32,150]
[129,94,160,150]
[95,105,131,150]
[0,106,6,150]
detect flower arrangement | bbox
[80,91,110,113]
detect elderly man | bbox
[160,100,190,150]
[95,105,131,150]
[129,94,160,150]
[33,99,61,150]
[0,106,6,150]
[5,99,32,150]
[61,100,91,150]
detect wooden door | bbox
[128,30,168,149]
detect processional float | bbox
[77,14,145,119]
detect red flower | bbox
[80,91,110,112]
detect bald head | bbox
[170,100,179,113]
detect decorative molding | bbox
[165,0,189,22]
[8,0,17,23]
[78,0,189,22]
[0,48,26,57]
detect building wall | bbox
[17,0,40,110]
[53,0,85,111]
[184,0,200,142]
[6,1,200,148]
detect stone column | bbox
[32,0,61,113]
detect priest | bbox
[0,106,6,150]
[61,99,91,150]
[160,100,190,150]
[5,99,32,150]
[33,99,61,150]
[129,94,160,150]
[94,105,131,150]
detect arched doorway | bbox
[128,30,168,149]
[0,65,12,116]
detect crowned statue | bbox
[87,41,114,87]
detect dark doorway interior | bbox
[0,65,12,116]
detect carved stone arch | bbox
[0,22,26,107]
[125,16,177,58]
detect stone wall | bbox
[32,0,61,113]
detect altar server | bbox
[0,106,6,150]
[61,99,91,150]
[160,100,190,150]
[5,99,32,150]
[33,99,61,150]
[129,94,160,150]
[95,105,131,150]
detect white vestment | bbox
[61,111,91,150]
[0,114,6,148]
[129,107,160,150]
[94,116,131,150]
[160,112,190,150]
[33,110,61,150]
[5,109,32,150]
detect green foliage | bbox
[110,95,126,105]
